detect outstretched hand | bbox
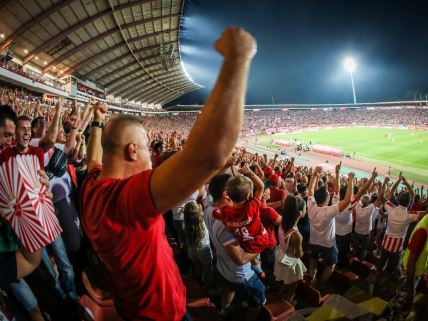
[238,163,254,177]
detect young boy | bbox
[214,164,269,276]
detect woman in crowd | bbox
[274,195,307,303]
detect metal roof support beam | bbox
[85,51,158,79]
[115,73,182,98]
[118,73,184,98]
[22,0,153,64]
[108,67,178,94]
[102,61,162,87]
[64,38,173,76]
[0,0,75,50]
[139,84,194,104]
[158,92,184,105]
[96,55,160,89]
[142,83,195,103]
[160,86,199,104]
[44,15,179,73]
[84,29,177,78]
[125,78,188,101]
[88,53,160,83]
[96,61,140,83]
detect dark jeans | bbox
[351,232,370,260]
[378,249,401,275]
[336,233,352,268]
[222,273,266,308]
[310,244,338,266]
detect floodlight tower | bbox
[344,57,357,104]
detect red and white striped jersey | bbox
[382,201,419,253]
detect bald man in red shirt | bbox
[81,28,257,321]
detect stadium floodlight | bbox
[344,57,357,104]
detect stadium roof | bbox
[0,0,201,104]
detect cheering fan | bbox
[0,154,62,252]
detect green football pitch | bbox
[257,127,428,184]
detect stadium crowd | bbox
[0,28,427,321]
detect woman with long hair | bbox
[274,195,307,303]
[183,201,215,293]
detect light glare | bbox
[344,57,356,72]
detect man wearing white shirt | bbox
[378,176,427,278]
[335,169,378,267]
[307,166,354,283]
[352,177,388,260]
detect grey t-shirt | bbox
[204,205,254,283]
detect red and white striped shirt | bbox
[382,201,418,253]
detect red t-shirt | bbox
[260,205,280,248]
[411,202,423,212]
[151,151,162,168]
[407,229,427,257]
[80,165,186,321]
[215,197,269,253]
[269,187,287,213]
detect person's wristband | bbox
[91,121,105,129]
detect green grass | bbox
[257,127,428,184]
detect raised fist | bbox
[335,161,341,173]
[348,172,355,180]
[215,27,257,60]
[94,103,107,122]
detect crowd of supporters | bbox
[0,62,66,92]
[107,100,166,112]
[0,28,427,321]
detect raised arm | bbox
[38,101,62,152]
[354,168,378,201]
[401,176,415,203]
[150,28,256,212]
[334,162,341,195]
[269,154,279,168]
[338,172,355,213]
[374,176,389,207]
[239,164,264,200]
[388,171,402,198]
[308,166,321,197]
[282,157,294,178]
[63,101,80,155]
[86,103,107,170]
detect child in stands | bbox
[214,164,269,278]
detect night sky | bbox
[168,0,428,106]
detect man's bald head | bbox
[102,115,145,155]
